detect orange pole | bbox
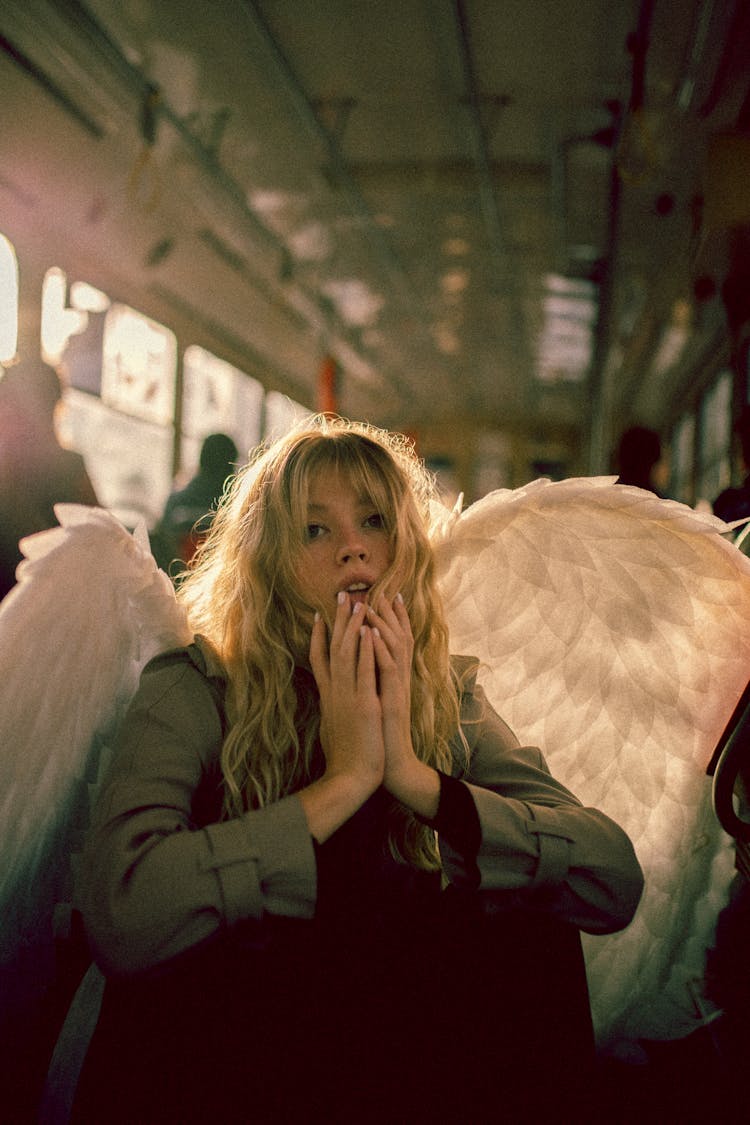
[317,355,338,415]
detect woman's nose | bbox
[337,530,368,564]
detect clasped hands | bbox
[308,591,440,827]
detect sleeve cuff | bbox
[201,795,317,924]
[432,772,482,887]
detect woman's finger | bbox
[309,611,330,689]
[330,592,365,657]
[356,623,377,691]
[367,594,412,665]
[391,591,412,636]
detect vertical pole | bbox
[317,354,338,415]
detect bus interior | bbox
[2,1,750,1120]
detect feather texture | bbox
[0,505,191,1008]
[432,477,750,1050]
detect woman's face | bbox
[294,466,394,615]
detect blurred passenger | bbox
[0,359,98,602]
[615,425,666,496]
[713,407,750,524]
[151,432,239,573]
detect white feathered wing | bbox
[0,505,191,1009]
[4,487,747,1058]
[431,477,750,1052]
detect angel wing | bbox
[0,505,191,1018]
[432,477,750,1053]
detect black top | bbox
[73,774,596,1125]
[72,657,596,1123]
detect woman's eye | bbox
[306,523,325,541]
[364,512,385,529]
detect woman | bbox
[72,417,643,1123]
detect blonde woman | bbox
[73,417,642,1123]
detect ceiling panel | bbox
[1,0,748,478]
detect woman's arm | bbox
[77,650,318,976]
[439,680,644,935]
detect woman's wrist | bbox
[384,759,441,820]
[297,769,378,843]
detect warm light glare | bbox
[182,344,264,460]
[434,323,460,355]
[441,269,470,294]
[70,280,111,313]
[41,267,87,365]
[0,233,19,363]
[106,307,169,370]
[321,279,384,327]
[101,303,177,425]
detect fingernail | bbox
[352,601,363,615]
[337,590,346,604]
[314,610,320,622]
[372,627,381,638]
[395,591,404,604]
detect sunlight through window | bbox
[0,233,19,364]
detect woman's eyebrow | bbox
[306,496,375,513]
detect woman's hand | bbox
[312,591,386,790]
[300,593,386,841]
[368,594,440,820]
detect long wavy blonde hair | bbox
[178,414,467,868]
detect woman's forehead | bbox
[305,464,376,503]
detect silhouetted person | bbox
[615,426,665,496]
[713,408,750,524]
[0,359,98,602]
[152,432,239,572]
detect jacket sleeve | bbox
[76,650,317,977]
[439,678,644,935]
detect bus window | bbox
[53,276,111,395]
[40,268,87,367]
[181,345,264,476]
[696,370,733,508]
[0,233,19,364]
[59,303,177,528]
[263,390,311,442]
[101,304,176,426]
[60,388,174,530]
